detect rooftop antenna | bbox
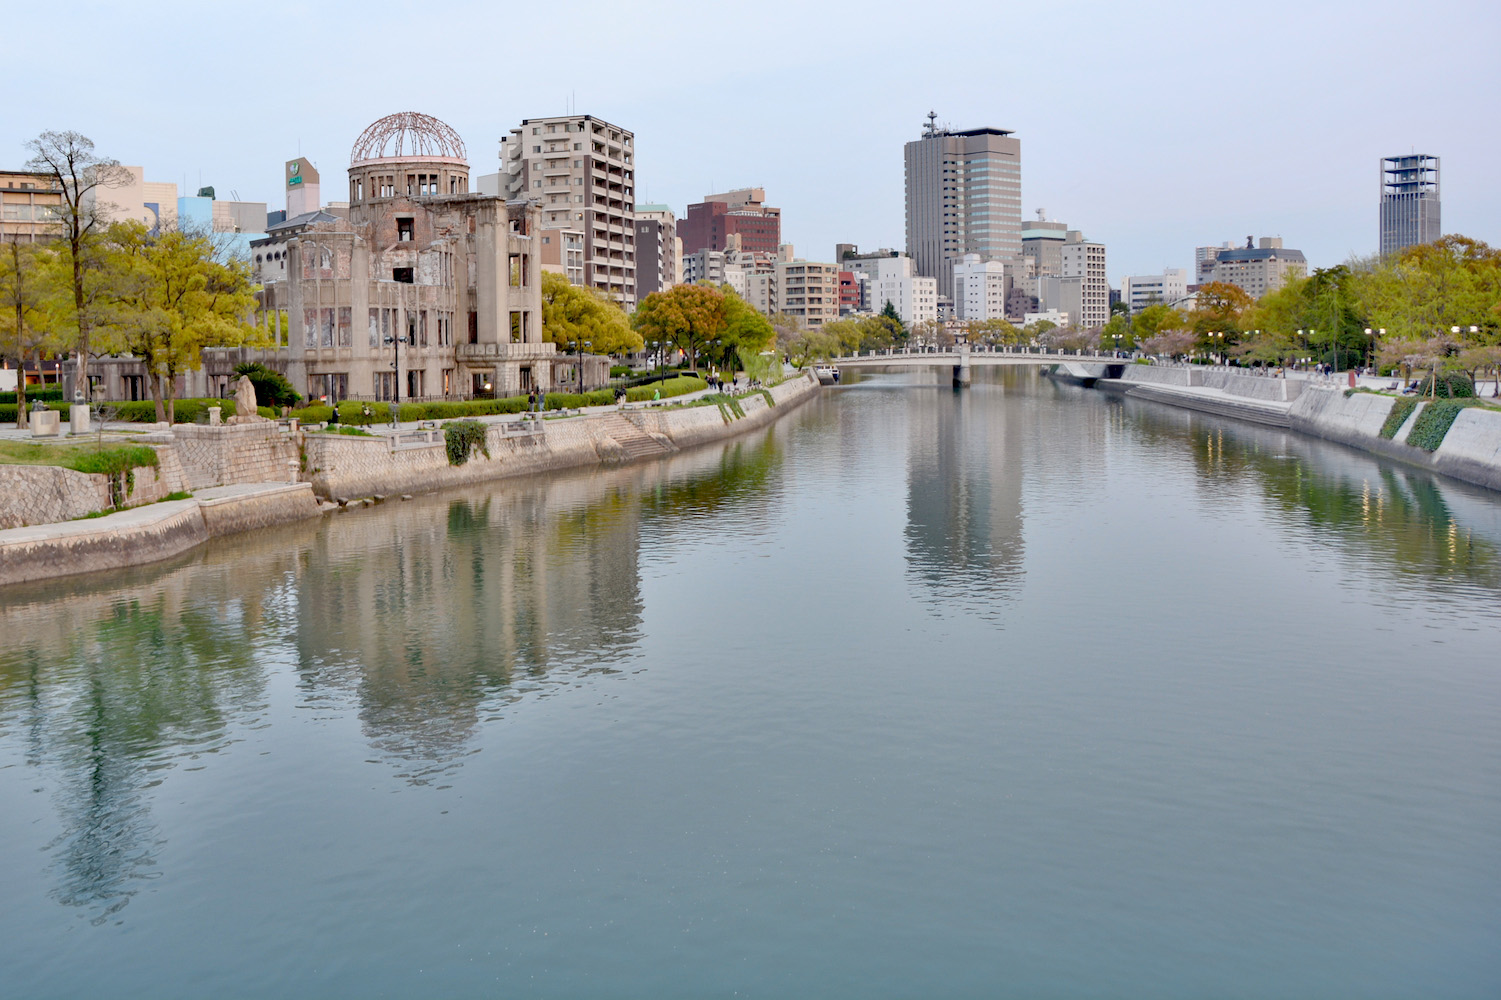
[924,110,938,136]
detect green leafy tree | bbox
[1098,312,1133,351]
[104,221,262,422]
[25,130,130,391]
[632,283,727,370]
[720,286,776,368]
[540,271,641,355]
[879,300,908,346]
[0,239,63,426]
[1131,303,1184,342]
[233,361,300,407]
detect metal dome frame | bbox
[350,112,468,166]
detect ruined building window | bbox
[397,218,414,242]
[468,311,478,344]
[338,307,351,346]
[419,310,428,347]
[393,267,414,283]
[356,180,363,200]
[450,177,457,194]
[369,308,380,347]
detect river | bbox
[2,367,1498,998]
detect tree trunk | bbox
[165,370,176,425]
[149,372,166,423]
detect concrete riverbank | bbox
[0,371,821,585]
[1089,363,1501,493]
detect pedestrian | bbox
[652,387,661,402]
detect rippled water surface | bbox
[2,369,1498,997]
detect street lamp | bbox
[1207,330,1223,364]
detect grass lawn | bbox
[0,440,159,475]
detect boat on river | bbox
[814,365,840,385]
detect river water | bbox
[2,368,1498,998]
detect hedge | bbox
[625,375,707,403]
[0,388,64,404]
[1406,400,1469,452]
[1379,397,1418,439]
[544,389,615,410]
[0,401,71,422]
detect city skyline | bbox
[4,0,1497,286]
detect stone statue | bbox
[227,374,264,424]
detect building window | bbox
[397,218,414,242]
[393,267,414,283]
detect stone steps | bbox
[604,413,673,460]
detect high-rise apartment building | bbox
[1194,242,1234,283]
[904,112,1022,301]
[501,115,637,305]
[774,260,840,329]
[1060,232,1108,330]
[634,204,679,297]
[1380,154,1440,256]
[678,188,781,256]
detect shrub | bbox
[234,362,301,407]
[1380,397,1418,439]
[1406,400,1469,451]
[0,388,64,404]
[544,389,615,410]
[0,401,72,422]
[610,365,633,377]
[624,375,707,403]
[444,419,490,465]
[1415,371,1474,399]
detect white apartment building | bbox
[501,114,637,305]
[1060,233,1108,329]
[952,253,1009,321]
[1121,268,1188,315]
[841,253,937,326]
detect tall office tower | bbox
[1380,154,1440,256]
[904,111,1022,301]
[501,115,637,305]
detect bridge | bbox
[830,345,1132,386]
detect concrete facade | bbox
[1208,237,1307,297]
[634,204,679,297]
[774,261,841,328]
[1380,154,1440,257]
[905,115,1022,301]
[841,253,937,326]
[0,170,64,243]
[501,114,637,306]
[952,253,1009,322]
[678,188,781,257]
[1121,269,1189,315]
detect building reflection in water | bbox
[902,371,1032,621]
[0,435,784,921]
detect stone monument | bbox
[227,375,265,424]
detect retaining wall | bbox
[306,371,819,499]
[1291,389,1501,492]
[0,457,181,529]
[0,483,321,586]
[171,421,300,488]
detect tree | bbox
[879,300,908,346]
[233,361,300,407]
[1131,303,1184,343]
[0,239,61,427]
[539,271,641,355]
[1141,329,1197,359]
[1190,282,1254,357]
[105,221,261,422]
[967,317,1022,347]
[856,313,904,351]
[631,283,727,371]
[719,287,776,368]
[1022,319,1057,343]
[1352,235,1501,344]
[1098,312,1133,351]
[25,130,130,393]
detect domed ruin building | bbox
[224,112,601,405]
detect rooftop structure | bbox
[1380,154,1440,256]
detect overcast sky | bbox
[7,0,1498,285]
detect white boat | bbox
[813,365,840,386]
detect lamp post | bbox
[1207,330,1223,364]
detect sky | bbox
[6,0,1499,286]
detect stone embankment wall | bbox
[0,483,320,586]
[306,371,819,499]
[172,422,301,488]
[0,421,298,529]
[1291,389,1501,492]
[1119,365,1303,401]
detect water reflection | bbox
[0,564,286,923]
[0,437,786,921]
[1127,398,1501,591]
[902,377,1029,620]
